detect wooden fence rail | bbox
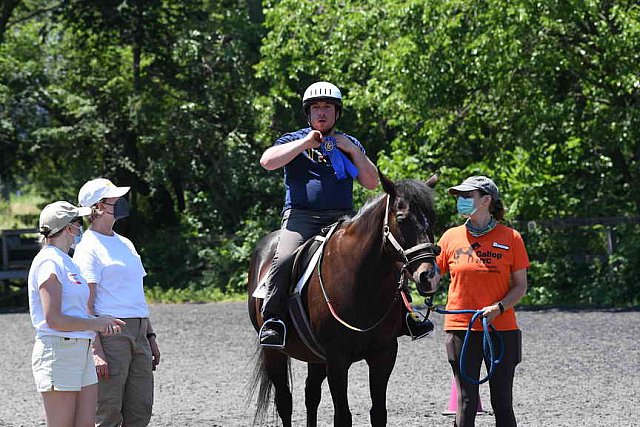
[0,228,39,281]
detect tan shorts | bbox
[32,335,97,392]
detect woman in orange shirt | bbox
[436,176,529,427]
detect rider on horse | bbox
[258,81,378,347]
[258,81,433,347]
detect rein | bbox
[317,194,437,333]
[424,296,505,385]
[316,231,403,333]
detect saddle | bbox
[251,221,342,358]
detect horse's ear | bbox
[378,169,397,200]
[425,173,439,188]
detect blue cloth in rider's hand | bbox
[321,136,359,180]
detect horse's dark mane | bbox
[345,179,436,231]
[395,179,436,223]
[344,193,386,233]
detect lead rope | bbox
[424,296,505,385]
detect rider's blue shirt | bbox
[274,128,365,212]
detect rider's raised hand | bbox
[305,130,322,148]
[334,133,359,155]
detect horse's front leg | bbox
[305,362,327,427]
[365,340,398,427]
[326,356,353,427]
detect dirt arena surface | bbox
[1,302,638,426]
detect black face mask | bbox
[104,198,130,220]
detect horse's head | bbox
[379,170,440,296]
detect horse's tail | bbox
[247,344,291,425]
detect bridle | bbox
[382,194,441,283]
[318,194,440,332]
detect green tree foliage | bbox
[1,0,638,306]
[1,0,271,293]
[256,0,640,306]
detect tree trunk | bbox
[246,0,263,25]
[0,0,21,43]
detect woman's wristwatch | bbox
[497,301,505,314]
[146,332,157,340]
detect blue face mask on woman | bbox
[69,223,83,249]
[456,196,477,217]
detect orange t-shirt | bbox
[436,223,530,331]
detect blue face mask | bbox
[456,197,477,217]
[69,224,83,249]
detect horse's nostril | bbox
[419,271,432,283]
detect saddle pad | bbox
[252,276,269,299]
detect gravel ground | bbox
[1,303,638,426]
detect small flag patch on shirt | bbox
[492,242,510,250]
[68,273,83,285]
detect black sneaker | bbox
[405,314,434,340]
[259,319,286,348]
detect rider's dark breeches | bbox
[261,208,351,320]
[446,329,522,427]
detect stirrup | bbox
[259,318,287,348]
[405,312,433,341]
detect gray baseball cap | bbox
[448,176,500,200]
[39,201,92,237]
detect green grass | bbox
[408,290,448,307]
[0,192,44,230]
[145,286,245,304]
[145,287,445,305]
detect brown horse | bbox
[247,172,439,426]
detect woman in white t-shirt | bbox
[29,201,124,427]
[73,178,160,427]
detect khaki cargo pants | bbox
[97,317,154,427]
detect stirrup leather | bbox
[259,318,287,348]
